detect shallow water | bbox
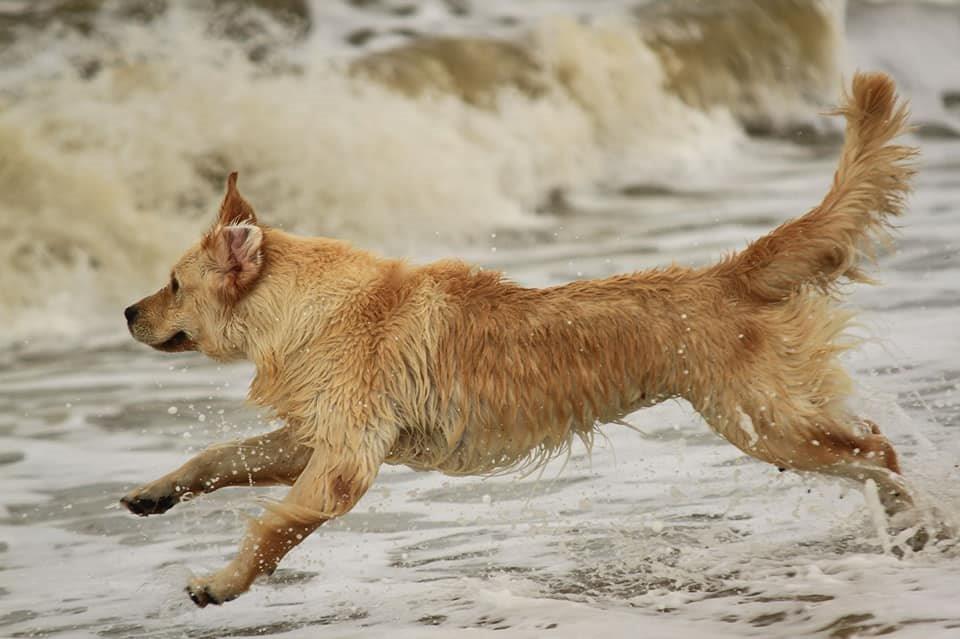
[3,1,960,638]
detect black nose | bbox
[124,305,139,324]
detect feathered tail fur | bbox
[720,72,916,301]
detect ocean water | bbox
[2,1,960,637]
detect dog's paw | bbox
[186,574,242,608]
[186,583,222,608]
[120,484,187,516]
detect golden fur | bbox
[121,72,916,607]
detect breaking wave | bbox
[0,0,869,340]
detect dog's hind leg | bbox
[703,403,912,515]
[786,416,913,515]
[120,425,312,516]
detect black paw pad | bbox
[120,493,177,516]
[187,585,227,608]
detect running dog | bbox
[122,72,916,606]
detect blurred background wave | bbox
[0,0,957,341]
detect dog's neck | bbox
[238,228,388,421]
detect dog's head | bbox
[125,172,264,360]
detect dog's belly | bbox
[384,386,663,475]
[385,421,562,475]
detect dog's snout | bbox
[124,305,140,325]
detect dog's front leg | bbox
[185,429,390,606]
[121,426,311,516]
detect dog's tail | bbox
[716,72,916,302]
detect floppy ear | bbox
[218,171,258,226]
[207,223,264,302]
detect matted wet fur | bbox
[121,72,917,607]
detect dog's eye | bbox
[170,276,180,294]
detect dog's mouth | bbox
[151,331,197,353]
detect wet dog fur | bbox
[122,72,916,606]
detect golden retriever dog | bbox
[122,72,916,607]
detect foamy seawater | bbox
[2,1,960,637]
